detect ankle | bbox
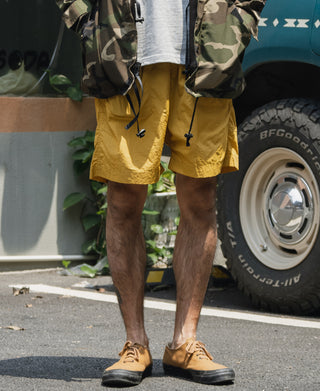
[127,334,149,348]
[170,334,196,349]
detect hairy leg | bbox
[106,181,149,346]
[171,174,217,348]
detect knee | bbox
[107,181,148,220]
[176,175,217,220]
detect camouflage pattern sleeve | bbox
[55,0,95,31]
[233,1,267,38]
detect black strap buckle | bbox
[134,1,144,23]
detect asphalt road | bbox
[0,268,319,391]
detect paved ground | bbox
[0,268,320,391]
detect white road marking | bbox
[9,284,320,330]
[1,268,61,276]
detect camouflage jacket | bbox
[56,0,266,99]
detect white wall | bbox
[0,131,94,264]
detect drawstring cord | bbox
[184,97,198,146]
[125,1,145,138]
[125,74,146,138]
[126,78,199,144]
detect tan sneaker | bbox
[101,341,153,387]
[163,338,235,384]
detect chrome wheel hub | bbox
[267,174,313,245]
[239,147,320,270]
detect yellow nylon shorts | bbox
[90,63,238,184]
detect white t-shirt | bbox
[136,0,189,66]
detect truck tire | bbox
[217,98,320,314]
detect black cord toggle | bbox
[184,132,193,146]
[184,97,199,147]
[136,128,146,138]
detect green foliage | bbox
[63,131,107,268]
[142,209,160,215]
[63,192,86,210]
[48,72,83,101]
[146,239,173,268]
[62,260,71,269]
[80,264,98,278]
[147,161,176,195]
[81,214,101,232]
[63,131,178,276]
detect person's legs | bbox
[171,173,217,348]
[101,181,153,386]
[106,181,149,346]
[163,173,235,384]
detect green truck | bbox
[217,0,320,314]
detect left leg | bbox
[163,65,237,384]
[171,173,217,348]
[163,173,235,384]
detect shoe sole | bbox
[101,364,153,387]
[163,363,235,384]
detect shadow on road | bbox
[0,356,167,381]
[0,356,109,381]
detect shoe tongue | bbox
[123,346,139,362]
[187,340,212,360]
[195,345,210,359]
[119,341,137,357]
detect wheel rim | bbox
[239,147,320,270]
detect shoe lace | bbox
[119,341,141,363]
[186,340,213,361]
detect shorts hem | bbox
[90,166,163,185]
[169,158,238,179]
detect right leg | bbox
[106,181,149,346]
[91,66,172,386]
[102,181,153,386]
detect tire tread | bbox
[217,98,320,315]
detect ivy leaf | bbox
[97,185,108,195]
[146,239,157,248]
[72,149,92,163]
[81,214,101,232]
[98,202,108,211]
[49,74,72,86]
[73,160,90,176]
[91,181,103,193]
[142,209,160,215]
[63,192,86,210]
[62,260,71,269]
[68,137,87,148]
[66,86,83,101]
[81,239,97,255]
[147,253,158,264]
[84,131,95,143]
[151,224,164,234]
